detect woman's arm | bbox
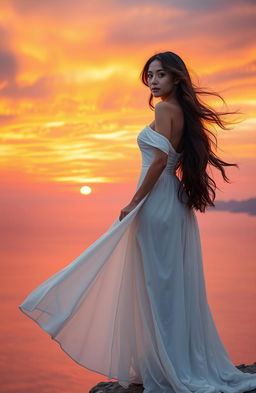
[130,101,172,204]
[130,158,166,204]
[119,158,167,221]
[119,102,172,221]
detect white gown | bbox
[18,125,256,393]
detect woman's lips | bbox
[152,88,160,92]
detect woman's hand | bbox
[119,201,139,221]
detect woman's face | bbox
[146,59,176,100]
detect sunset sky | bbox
[1,1,256,392]
[1,0,255,194]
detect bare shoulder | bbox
[155,101,180,115]
[152,101,184,151]
[155,101,175,112]
[155,100,180,123]
[152,102,174,141]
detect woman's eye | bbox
[147,73,165,78]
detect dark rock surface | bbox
[89,362,256,393]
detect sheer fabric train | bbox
[19,126,256,393]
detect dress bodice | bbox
[137,125,183,174]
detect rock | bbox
[89,382,143,393]
[88,362,256,393]
[236,362,256,392]
[237,362,256,374]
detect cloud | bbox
[1,75,55,99]
[202,60,256,84]
[102,2,256,54]
[0,114,17,124]
[0,46,53,99]
[0,49,18,82]
[0,75,54,99]
[9,0,81,17]
[9,0,256,13]
[113,0,256,11]
[180,0,256,9]
[8,0,117,21]
[207,198,256,216]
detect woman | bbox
[19,51,256,393]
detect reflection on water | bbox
[2,203,255,392]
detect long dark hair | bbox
[140,51,241,213]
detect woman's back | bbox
[149,101,184,154]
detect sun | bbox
[80,185,92,195]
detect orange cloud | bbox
[0,0,255,190]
